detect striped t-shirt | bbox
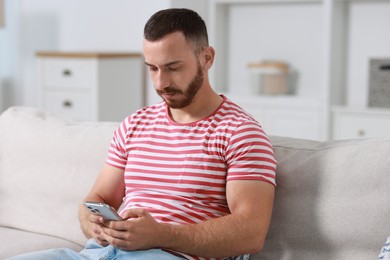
[106,96,277,259]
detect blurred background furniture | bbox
[36,51,145,121]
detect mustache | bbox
[157,87,182,95]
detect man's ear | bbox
[203,46,215,69]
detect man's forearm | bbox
[160,212,267,258]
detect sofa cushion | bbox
[0,227,83,258]
[0,107,118,246]
[251,136,390,260]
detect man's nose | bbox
[155,71,170,90]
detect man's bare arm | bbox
[78,164,125,238]
[161,180,275,257]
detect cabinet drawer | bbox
[44,91,96,121]
[42,58,95,89]
[333,111,390,139]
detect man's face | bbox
[143,32,204,109]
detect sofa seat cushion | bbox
[0,107,119,246]
[0,226,84,259]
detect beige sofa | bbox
[0,106,389,259]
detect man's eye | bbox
[168,67,180,71]
[148,66,158,72]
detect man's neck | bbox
[168,91,223,124]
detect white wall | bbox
[0,0,20,111]
[0,0,207,112]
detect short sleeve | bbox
[105,119,129,170]
[225,121,277,186]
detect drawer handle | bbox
[63,69,72,76]
[380,64,390,70]
[357,129,365,137]
[63,100,73,108]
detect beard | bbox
[156,62,204,109]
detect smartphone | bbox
[84,201,123,221]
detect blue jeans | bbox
[6,239,185,260]
[379,236,390,260]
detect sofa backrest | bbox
[0,106,389,259]
[251,135,390,260]
[0,107,118,246]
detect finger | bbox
[121,208,148,219]
[92,223,104,235]
[95,236,109,247]
[90,224,109,246]
[101,224,127,239]
[89,214,104,224]
[108,237,132,250]
[101,230,137,251]
[100,219,127,232]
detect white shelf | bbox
[333,106,390,116]
[209,0,390,140]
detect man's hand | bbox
[99,208,164,251]
[87,214,110,246]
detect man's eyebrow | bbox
[144,60,183,67]
[144,61,154,67]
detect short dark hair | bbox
[144,8,209,53]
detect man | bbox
[9,8,276,260]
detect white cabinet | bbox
[37,52,145,121]
[332,107,390,140]
[208,0,390,140]
[233,96,322,140]
[264,109,321,141]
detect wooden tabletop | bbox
[36,51,142,58]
